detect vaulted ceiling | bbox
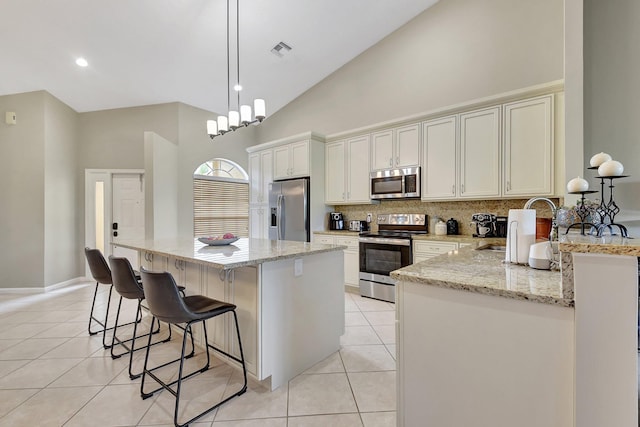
[1,0,438,115]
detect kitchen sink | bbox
[474,244,506,252]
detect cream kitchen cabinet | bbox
[325,135,371,204]
[248,149,272,204]
[503,95,554,197]
[274,140,309,179]
[422,116,457,200]
[413,240,458,263]
[459,106,501,199]
[249,205,269,239]
[314,233,360,288]
[371,124,420,170]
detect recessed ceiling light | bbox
[234,84,242,91]
[75,57,88,67]
[270,42,292,58]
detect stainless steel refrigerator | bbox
[268,178,310,242]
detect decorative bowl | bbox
[198,237,239,246]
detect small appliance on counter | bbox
[349,220,369,232]
[471,213,497,237]
[329,212,345,230]
[446,218,459,235]
[494,216,508,238]
[435,220,447,236]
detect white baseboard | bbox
[0,277,91,294]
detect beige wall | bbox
[584,0,640,236]
[257,0,564,142]
[44,93,79,286]
[0,91,46,288]
[0,91,79,288]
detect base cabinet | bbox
[413,240,458,263]
[315,234,359,287]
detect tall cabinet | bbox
[247,132,330,239]
[248,149,273,239]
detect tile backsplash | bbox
[335,198,560,235]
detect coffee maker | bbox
[329,212,345,230]
[471,213,497,237]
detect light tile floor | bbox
[0,282,397,426]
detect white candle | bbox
[567,176,589,192]
[598,160,624,176]
[590,152,612,167]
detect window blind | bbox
[193,177,249,237]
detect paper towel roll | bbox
[505,209,536,264]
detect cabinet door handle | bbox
[396,156,400,166]
[342,192,345,200]
[452,185,455,194]
[389,158,392,167]
[347,191,350,200]
[507,181,511,191]
[461,184,465,193]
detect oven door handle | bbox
[359,237,411,246]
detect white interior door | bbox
[111,174,145,269]
[85,169,144,275]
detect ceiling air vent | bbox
[271,42,292,58]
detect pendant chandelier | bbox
[207,0,265,139]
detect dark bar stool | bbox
[84,247,141,348]
[109,256,194,379]
[139,268,247,427]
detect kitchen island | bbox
[113,237,346,390]
[392,236,640,427]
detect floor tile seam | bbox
[336,347,362,417]
[60,383,124,427]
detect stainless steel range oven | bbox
[359,213,428,303]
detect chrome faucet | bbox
[523,197,558,241]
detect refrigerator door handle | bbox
[277,194,284,240]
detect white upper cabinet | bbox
[459,107,501,199]
[347,135,371,202]
[422,116,457,200]
[371,124,420,170]
[274,140,309,179]
[371,130,394,170]
[395,124,421,168]
[325,135,371,204]
[248,149,273,204]
[325,141,347,204]
[503,95,554,197]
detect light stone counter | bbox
[559,234,640,256]
[391,241,568,307]
[114,237,346,270]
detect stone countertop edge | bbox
[314,230,361,236]
[114,238,348,270]
[558,234,640,257]
[391,242,570,308]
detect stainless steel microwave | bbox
[370,166,420,199]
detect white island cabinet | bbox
[394,237,640,427]
[113,237,346,390]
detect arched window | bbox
[193,158,249,237]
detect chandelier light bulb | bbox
[240,105,252,125]
[217,115,229,133]
[229,111,240,129]
[254,99,266,121]
[234,84,242,91]
[206,120,218,138]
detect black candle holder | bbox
[587,167,629,237]
[566,190,599,235]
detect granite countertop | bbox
[559,234,640,256]
[391,240,569,307]
[114,237,347,270]
[412,234,502,243]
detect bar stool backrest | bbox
[140,268,193,324]
[84,247,112,285]
[108,256,144,300]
